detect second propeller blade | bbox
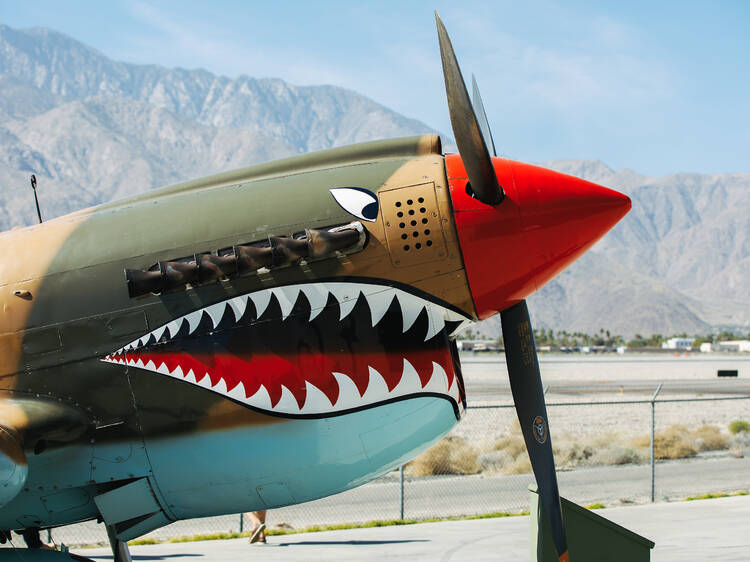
[435,13,503,206]
[501,300,569,561]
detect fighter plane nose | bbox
[445,155,631,320]
[514,159,631,290]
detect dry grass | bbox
[410,423,731,478]
[407,436,479,476]
[493,435,527,458]
[549,431,644,468]
[503,454,532,474]
[553,440,594,467]
[489,424,533,474]
[589,445,644,465]
[630,424,729,459]
[632,425,696,459]
[692,425,729,451]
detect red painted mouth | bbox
[103,281,468,418]
[111,349,456,411]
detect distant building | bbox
[717,340,750,352]
[699,342,714,353]
[661,337,695,350]
[456,340,498,352]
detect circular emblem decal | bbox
[532,415,548,444]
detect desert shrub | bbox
[407,436,479,476]
[493,435,527,459]
[491,430,549,474]
[553,440,594,467]
[477,450,514,473]
[631,425,697,460]
[504,454,532,474]
[691,425,729,451]
[588,445,644,466]
[632,425,728,457]
[729,420,750,435]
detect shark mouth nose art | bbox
[102,282,470,418]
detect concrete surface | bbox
[73,495,750,561]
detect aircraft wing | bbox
[0,396,89,508]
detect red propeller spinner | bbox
[446,153,631,320]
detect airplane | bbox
[0,14,629,562]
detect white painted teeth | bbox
[116,282,472,353]
[196,371,213,390]
[423,362,449,395]
[448,320,472,337]
[424,304,445,341]
[109,347,464,417]
[361,367,389,403]
[301,285,329,321]
[186,310,203,334]
[105,281,473,417]
[152,325,168,342]
[328,284,362,320]
[332,372,361,409]
[275,384,300,412]
[205,302,227,329]
[395,292,424,333]
[392,359,423,396]
[227,295,249,322]
[365,289,394,327]
[247,385,273,412]
[227,380,247,402]
[250,291,272,318]
[213,377,229,396]
[165,318,183,339]
[304,381,335,410]
[275,286,301,320]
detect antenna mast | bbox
[30,174,43,224]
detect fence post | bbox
[239,513,244,534]
[650,383,663,503]
[399,464,405,520]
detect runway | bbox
[75,494,750,561]
[460,355,750,398]
[465,377,750,398]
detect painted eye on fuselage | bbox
[329,187,379,222]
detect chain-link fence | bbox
[48,393,750,547]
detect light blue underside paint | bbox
[0,438,155,529]
[146,396,458,520]
[0,451,27,509]
[0,396,457,529]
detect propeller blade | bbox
[435,13,503,205]
[471,74,497,157]
[501,300,568,561]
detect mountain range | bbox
[1,24,748,337]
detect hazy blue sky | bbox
[3,1,749,176]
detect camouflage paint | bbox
[0,135,475,532]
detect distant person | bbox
[246,510,267,544]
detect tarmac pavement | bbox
[75,494,750,561]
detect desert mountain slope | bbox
[1,24,748,336]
